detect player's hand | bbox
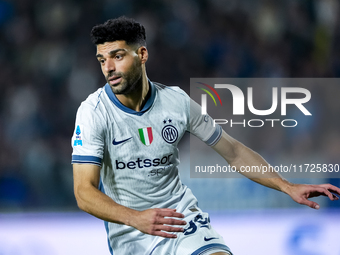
[286,183,340,209]
[130,208,186,238]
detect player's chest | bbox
[106,110,187,156]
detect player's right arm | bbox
[73,163,186,238]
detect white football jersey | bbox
[71,81,222,254]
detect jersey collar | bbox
[104,80,156,116]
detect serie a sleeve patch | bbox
[73,125,83,146]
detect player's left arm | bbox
[212,130,340,209]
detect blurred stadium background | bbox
[0,0,339,254]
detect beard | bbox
[106,59,143,95]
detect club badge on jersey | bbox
[162,119,178,144]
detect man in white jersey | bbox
[72,17,340,255]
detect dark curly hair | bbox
[90,16,146,46]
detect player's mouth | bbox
[108,76,122,85]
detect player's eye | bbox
[115,54,123,60]
[98,59,105,64]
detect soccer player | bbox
[72,17,340,255]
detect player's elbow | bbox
[74,195,85,211]
[228,140,246,164]
[73,185,89,212]
[222,139,244,166]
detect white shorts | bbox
[105,188,233,255]
[148,210,232,255]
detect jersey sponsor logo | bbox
[204,237,219,241]
[112,137,132,145]
[162,125,178,144]
[138,127,153,146]
[148,167,165,177]
[73,125,83,146]
[115,153,173,170]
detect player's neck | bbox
[116,73,150,112]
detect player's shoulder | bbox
[75,86,108,125]
[152,81,189,100]
[78,87,105,112]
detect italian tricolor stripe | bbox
[138,127,153,146]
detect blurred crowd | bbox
[0,0,339,210]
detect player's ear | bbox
[137,46,148,64]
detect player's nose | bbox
[104,59,115,73]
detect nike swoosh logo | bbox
[204,237,219,242]
[112,137,132,145]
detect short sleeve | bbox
[188,98,222,146]
[71,103,105,166]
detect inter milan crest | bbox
[162,119,178,144]
[138,127,153,146]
